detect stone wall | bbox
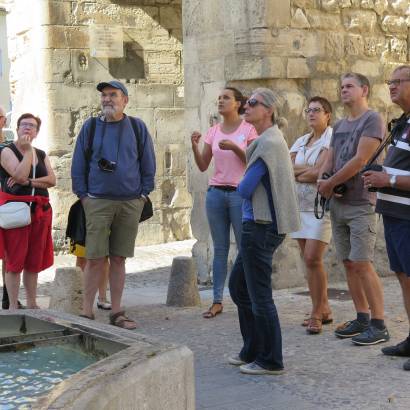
[184,0,409,285]
[6,0,190,248]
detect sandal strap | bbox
[110,310,126,324]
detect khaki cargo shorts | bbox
[329,200,378,262]
[82,197,144,259]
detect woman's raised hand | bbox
[191,131,201,148]
[218,139,236,151]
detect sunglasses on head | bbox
[246,98,270,108]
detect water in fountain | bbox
[0,344,97,409]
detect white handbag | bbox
[0,150,36,229]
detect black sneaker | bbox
[381,338,410,357]
[334,319,369,338]
[403,359,410,371]
[351,326,390,346]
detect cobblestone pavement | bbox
[3,240,410,409]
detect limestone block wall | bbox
[184,0,409,285]
[6,0,190,248]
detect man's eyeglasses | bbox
[246,98,270,108]
[385,79,410,87]
[19,122,37,129]
[304,107,324,114]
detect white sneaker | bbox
[228,355,247,366]
[239,361,284,375]
[96,300,112,310]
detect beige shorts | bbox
[329,200,377,262]
[82,197,144,259]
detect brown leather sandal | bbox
[202,303,223,319]
[306,317,322,334]
[302,312,333,327]
[109,310,137,330]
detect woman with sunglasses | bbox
[0,113,55,310]
[191,87,257,319]
[289,96,333,334]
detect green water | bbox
[0,344,97,409]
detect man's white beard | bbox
[102,106,116,118]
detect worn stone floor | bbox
[4,240,410,410]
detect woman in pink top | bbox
[191,87,258,318]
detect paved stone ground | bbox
[3,240,410,410]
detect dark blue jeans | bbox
[229,221,285,370]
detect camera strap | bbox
[364,114,409,169]
[314,191,327,219]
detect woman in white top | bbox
[290,96,333,334]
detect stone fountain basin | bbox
[0,310,194,410]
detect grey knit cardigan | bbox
[246,125,301,234]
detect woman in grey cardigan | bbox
[228,88,300,375]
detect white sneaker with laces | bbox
[239,361,284,375]
[228,355,247,366]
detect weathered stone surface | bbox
[306,9,342,30]
[225,55,286,80]
[49,267,83,315]
[287,58,311,78]
[345,34,364,55]
[342,10,377,33]
[166,256,201,306]
[381,16,408,35]
[291,8,311,29]
[391,0,409,14]
[373,0,388,16]
[351,59,380,77]
[321,0,342,12]
[389,38,408,62]
[310,79,340,102]
[293,0,316,9]
[155,108,184,144]
[325,32,345,59]
[363,36,386,57]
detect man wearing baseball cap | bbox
[71,80,156,329]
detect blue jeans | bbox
[206,187,242,303]
[229,221,285,370]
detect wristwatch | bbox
[389,174,397,188]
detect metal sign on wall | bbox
[89,24,124,58]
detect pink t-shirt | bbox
[204,120,258,187]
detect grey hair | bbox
[252,87,278,124]
[393,65,410,78]
[341,72,371,98]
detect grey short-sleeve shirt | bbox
[330,110,385,205]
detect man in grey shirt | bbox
[318,72,389,345]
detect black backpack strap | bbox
[84,117,97,190]
[85,117,97,161]
[128,116,144,162]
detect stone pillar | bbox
[183,0,404,286]
[49,267,83,315]
[167,256,201,307]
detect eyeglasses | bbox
[304,107,325,114]
[19,122,37,129]
[246,98,270,108]
[385,79,410,87]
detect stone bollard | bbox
[166,256,201,307]
[49,267,83,315]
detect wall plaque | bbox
[90,25,124,58]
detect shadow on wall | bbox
[109,41,145,80]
